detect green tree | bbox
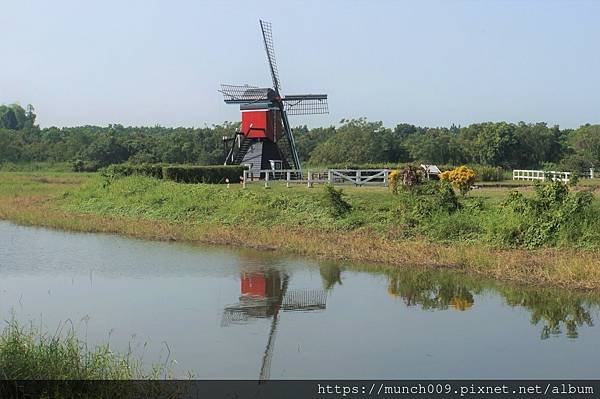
[568,124,600,168]
[309,118,394,165]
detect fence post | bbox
[591,168,595,179]
[307,171,313,188]
[286,171,291,188]
[356,170,361,186]
[383,169,389,187]
[328,170,332,185]
[242,170,247,189]
[264,170,270,189]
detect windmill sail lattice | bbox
[259,20,281,93]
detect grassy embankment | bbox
[1,172,600,289]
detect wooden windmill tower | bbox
[221,268,326,381]
[220,20,328,176]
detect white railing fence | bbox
[513,170,571,182]
[242,169,390,188]
[512,168,595,183]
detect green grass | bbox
[3,171,599,251]
[0,318,164,380]
[0,162,73,172]
[57,175,600,250]
[0,172,93,198]
[61,175,396,231]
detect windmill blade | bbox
[259,20,282,93]
[220,84,275,104]
[283,94,329,115]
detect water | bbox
[1,220,599,379]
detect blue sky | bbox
[1,0,599,129]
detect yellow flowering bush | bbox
[388,170,400,193]
[438,166,476,196]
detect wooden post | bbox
[356,170,361,186]
[286,171,291,188]
[307,171,312,188]
[591,168,595,179]
[328,170,332,185]
[265,170,270,188]
[242,170,247,189]
[383,169,388,187]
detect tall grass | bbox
[0,318,161,379]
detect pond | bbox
[1,221,599,379]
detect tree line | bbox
[1,104,599,172]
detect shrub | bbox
[502,181,594,248]
[323,184,352,218]
[412,181,461,217]
[102,163,165,179]
[162,165,246,184]
[391,180,461,237]
[388,170,400,193]
[475,166,506,182]
[439,166,476,196]
[101,164,246,184]
[389,165,423,194]
[72,159,101,172]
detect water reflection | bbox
[386,272,476,311]
[372,266,596,339]
[222,264,326,380]
[319,262,343,291]
[501,289,594,339]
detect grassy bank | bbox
[1,172,600,290]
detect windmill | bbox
[221,268,326,381]
[220,20,328,176]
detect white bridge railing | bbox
[513,170,571,183]
[242,169,390,188]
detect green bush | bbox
[101,164,246,184]
[391,180,462,237]
[412,181,461,216]
[72,159,102,172]
[475,166,507,182]
[102,163,165,179]
[162,165,246,184]
[323,184,352,218]
[501,181,594,248]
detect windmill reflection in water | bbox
[221,266,326,381]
